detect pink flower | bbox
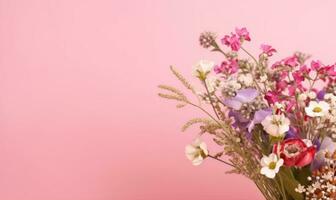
[271,61,282,69]
[214,59,239,74]
[265,91,280,105]
[235,27,251,41]
[276,80,288,91]
[292,70,305,85]
[324,65,336,76]
[273,138,316,167]
[311,60,323,70]
[221,34,241,51]
[283,55,299,67]
[260,44,276,56]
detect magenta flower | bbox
[235,27,251,41]
[260,44,276,56]
[324,65,336,76]
[283,55,299,67]
[214,59,239,74]
[221,34,241,51]
[311,60,323,70]
[264,91,279,105]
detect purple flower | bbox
[228,111,250,129]
[311,137,336,170]
[247,108,272,133]
[223,88,259,110]
[284,127,300,139]
[317,90,326,100]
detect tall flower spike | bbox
[199,32,216,49]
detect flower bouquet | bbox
[158,27,336,200]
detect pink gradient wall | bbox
[1,0,336,199]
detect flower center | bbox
[268,162,277,170]
[284,143,301,157]
[313,106,322,113]
[195,147,207,158]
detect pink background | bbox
[1,0,336,199]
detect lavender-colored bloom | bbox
[247,108,272,133]
[223,88,259,110]
[228,111,250,128]
[311,137,336,170]
[284,127,300,139]
[317,90,326,101]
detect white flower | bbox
[185,138,208,166]
[238,73,253,86]
[308,91,317,99]
[298,93,308,101]
[227,79,242,90]
[260,153,283,178]
[261,114,290,137]
[205,76,218,93]
[303,139,313,147]
[295,184,306,193]
[305,101,330,117]
[192,60,214,80]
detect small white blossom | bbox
[295,184,306,193]
[260,74,268,82]
[305,101,330,117]
[261,114,290,137]
[298,93,308,101]
[260,153,283,178]
[185,138,209,166]
[205,76,217,93]
[238,73,253,86]
[192,60,214,80]
[308,91,317,99]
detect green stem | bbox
[208,155,235,168]
[279,175,287,200]
[203,80,221,120]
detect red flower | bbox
[273,138,316,167]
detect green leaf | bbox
[293,166,311,186]
[279,167,304,200]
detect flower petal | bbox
[235,88,259,102]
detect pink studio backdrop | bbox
[1,0,336,200]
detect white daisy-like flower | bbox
[192,60,214,80]
[185,138,209,166]
[305,101,330,117]
[261,114,290,137]
[260,153,284,179]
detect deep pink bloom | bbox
[287,85,296,96]
[271,61,282,69]
[273,138,316,167]
[214,59,239,74]
[235,27,251,41]
[286,99,296,111]
[325,65,336,76]
[276,80,288,91]
[221,34,241,51]
[311,60,323,70]
[283,55,299,67]
[299,65,311,75]
[264,91,279,104]
[260,44,276,56]
[292,70,305,84]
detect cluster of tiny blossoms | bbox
[160,27,336,200]
[296,151,336,199]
